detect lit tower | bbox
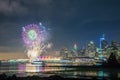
[99,34,105,59]
[74,43,78,51]
[73,43,78,57]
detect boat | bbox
[31,60,45,66]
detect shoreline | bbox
[0,73,114,80]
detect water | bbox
[0,62,120,79]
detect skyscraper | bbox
[85,41,96,57]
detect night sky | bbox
[0,0,120,59]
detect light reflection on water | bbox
[0,63,119,79]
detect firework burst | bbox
[22,23,50,61]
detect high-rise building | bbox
[101,40,109,58]
[85,41,96,57]
[60,47,69,59]
[73,44,78,51]
[72,44,78,57]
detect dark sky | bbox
[0,0,120,55]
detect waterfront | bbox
[0,62,120,79]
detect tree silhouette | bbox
[107,41,119,66]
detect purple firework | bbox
[22,24,43,46]
[22,23,51,61]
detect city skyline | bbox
[0,0,120,59]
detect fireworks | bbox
[22,23,51,62]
